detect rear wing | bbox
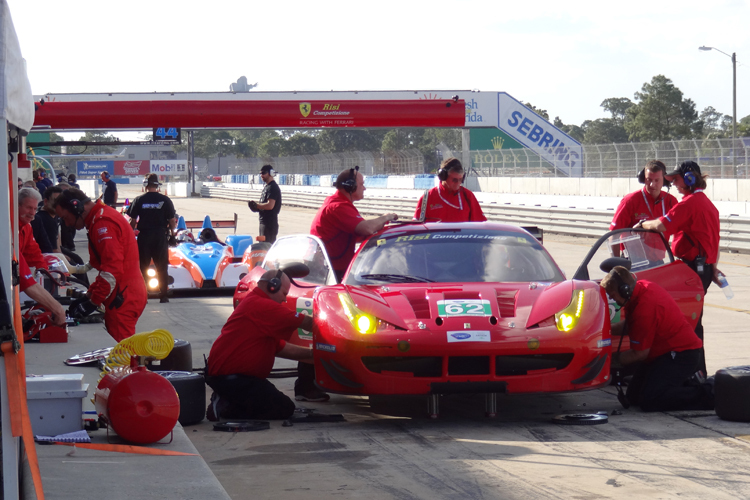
[182,213,238,233]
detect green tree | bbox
[600,97,633,127]
[739,114,750,137]
[581,119,629,144]
[285,133,320,156]
[699,106,733,138]
[316,129,385,153]
[553,117,585,143]
[77,131,120,155]
[523,102,549,120]
[625,75,700,141]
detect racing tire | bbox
[158,371,206,426]
[714,366,750,422]
[147,339,193,372]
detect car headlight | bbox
[147,268,157,277]
[555,290,584,332]
[338,293,397,334]
[148,278,160,289]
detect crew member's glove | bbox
[67,297,98,319]
[248,200,259,212]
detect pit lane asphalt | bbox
[26,186,750,500]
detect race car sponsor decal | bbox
[607,297,621,323]
[316,343,336,353]
[437,299,491,317]
[97,227,108,235]
[296,297,313,340]
[391,233,534,244]
[597,339,612,348]
[447,330,490,343]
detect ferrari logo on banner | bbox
[299,102,311,118]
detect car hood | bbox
[340,280,574,331]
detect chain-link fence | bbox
[470,137,750,178]
[225,149,424,176]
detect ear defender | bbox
[339,166,359,193]
[637,168,645,184]
[263,270,283,294]
[612,271,632,300]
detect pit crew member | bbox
[18,188,48,271]
[413,157,486,223]
[639,161,720,375]
[18,254,66,327]
[31,186,63,254]
[610,160,678,259]
[128,174,176,304]
[248,165,282,243]
[602,266,714,411]
[205,270,314,421]
[54,188,147,342]
[100,171,118,208]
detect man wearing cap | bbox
[100,171,118,208]
[54,188,147,342]
[639,161,721,375]
[248,165,282,243]
[128,174,177,303]
[602,266,714,411]
[413,157,486,222]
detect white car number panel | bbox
[296,297,313,340]
[437,299,491,317]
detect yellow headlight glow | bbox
[555,290,584,332]
[148,278,159,289]
[147,268,156,277]
[338,293,377,334]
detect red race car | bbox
[233,223,703,403]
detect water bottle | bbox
[718,272,734,300]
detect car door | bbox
[261,235,336,347]
[573,228,704,328]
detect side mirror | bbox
[600,257,632,273]
[279,262,310,279]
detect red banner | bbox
[34,99,466,130]
[114,160,150,176]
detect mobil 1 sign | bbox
[496,93,583,177]
[151,160,187,175]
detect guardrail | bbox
[201,185,750,253]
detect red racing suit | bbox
[85,201,147,342]
[20,223,48,270]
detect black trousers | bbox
[626,348,714,412]
[683,258,714,375]
[259,221,279,244]
[295,362,317,395]
[137,230,169,298]
[205,373,295,420]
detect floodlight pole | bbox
[699,46,737,168]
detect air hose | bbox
[98,329,174,383]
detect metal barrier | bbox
[201,185,750,253]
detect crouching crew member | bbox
[54,188,147,342]
[413,157,486,222]
[639,161,720,375]
[128,174,176,303]
[602,266,714,411]
[205,270,314,421]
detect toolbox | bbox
[26,374,89,436]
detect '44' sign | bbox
[153,127,181,142]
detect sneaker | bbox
[294,388,330,402]
[206,392,230,422]
[160,297,169,303]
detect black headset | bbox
[259,270,284,294]
[338,166,359,193]
[438,162,466,182]
[59,190,87,217]
[637,164,671,188]
[611,270,632,301]
[679,161,699,188]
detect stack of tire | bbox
[147,339,206,426]
[714,366,750,422]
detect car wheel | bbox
[715,366,750,422]
[158,371,206,426]
[551,412,609,425]
[147,339,193,372]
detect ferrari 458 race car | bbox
[234,223,704,403]
[146,214,269,293]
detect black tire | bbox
[147,339,193,372]
[715,366,750,422]
[158,371,206,426]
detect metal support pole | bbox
[485,393,498,418]
[189,131,195,195]
[732,52,737,170]
[427,394,439,419]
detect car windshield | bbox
[346,228,565,285]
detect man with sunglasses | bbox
[248,165,282,243]
[414,157,486,222]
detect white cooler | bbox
[26,374,89,436]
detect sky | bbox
[11,0,750,134]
